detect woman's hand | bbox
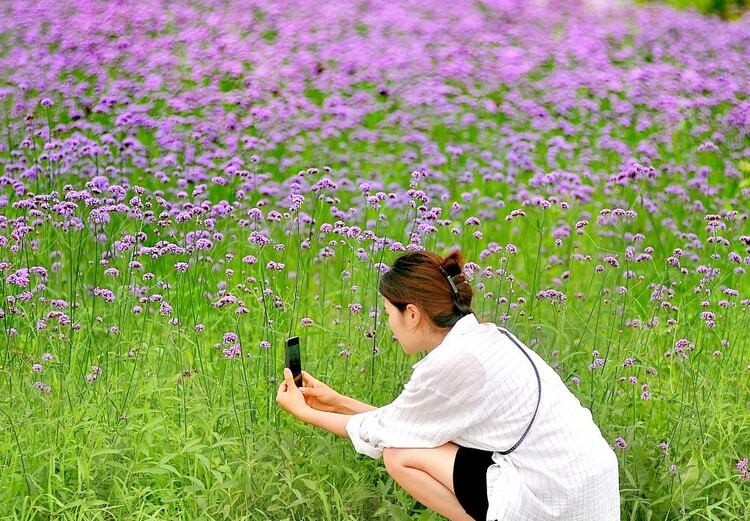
[277,370,362,439]
[299,371,340,413]
[276,368,310,418]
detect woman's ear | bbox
[404,303,421,327]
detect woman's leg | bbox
[382,443,476,521]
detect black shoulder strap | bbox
[496,328,542,455]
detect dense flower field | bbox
[1,0,749,519]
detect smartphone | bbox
[285,336,303,387]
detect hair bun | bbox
[441,249,464,278]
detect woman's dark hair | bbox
[379,250,474,328]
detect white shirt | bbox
[346,314,620,521]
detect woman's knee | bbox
[382,447,410,478]
[383,444,461,490]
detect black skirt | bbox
[453,446,495,521]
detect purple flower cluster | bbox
[738,458,750,481]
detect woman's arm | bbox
[299,408,351,438]
[299,371,377,414]
[277,368,357,438]
[335,395,377,415]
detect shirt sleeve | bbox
[346,357,485,458]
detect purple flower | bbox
[222,344,242,358]
[31,364,43,373]
[33,381,51,394]
[505,209,526,221]
[535,289,567,304]
[614,437,628,450]
[29,267,48,279]
[602,256,620,268]
[94,288,116,302]
[6,269,30,287]
[195,238,213,250]
[738,458,750,481]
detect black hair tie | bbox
[438,265,460,294]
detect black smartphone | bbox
[285,336,303,387]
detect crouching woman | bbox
[277,250,620,521]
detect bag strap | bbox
[496,328,542,455]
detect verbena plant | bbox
[0,0,748,519]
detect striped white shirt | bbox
[346,313,620,520]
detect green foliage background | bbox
[640,0,749,18]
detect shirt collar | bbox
[446,312,480,338]
[413,313,480,367]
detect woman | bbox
[277,250,620,521]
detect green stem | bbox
[0,404,35,497]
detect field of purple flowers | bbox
[1,0,749,519]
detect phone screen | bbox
[285,336,302,387]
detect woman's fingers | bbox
[276,379,287,401]
[283,367,295,386]
[277,368,296,401]
[277,368,309,416]
[301,371,319,386]
[299,386,322,398]
[301,373,323,394]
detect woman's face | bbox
[383,298,422,355]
